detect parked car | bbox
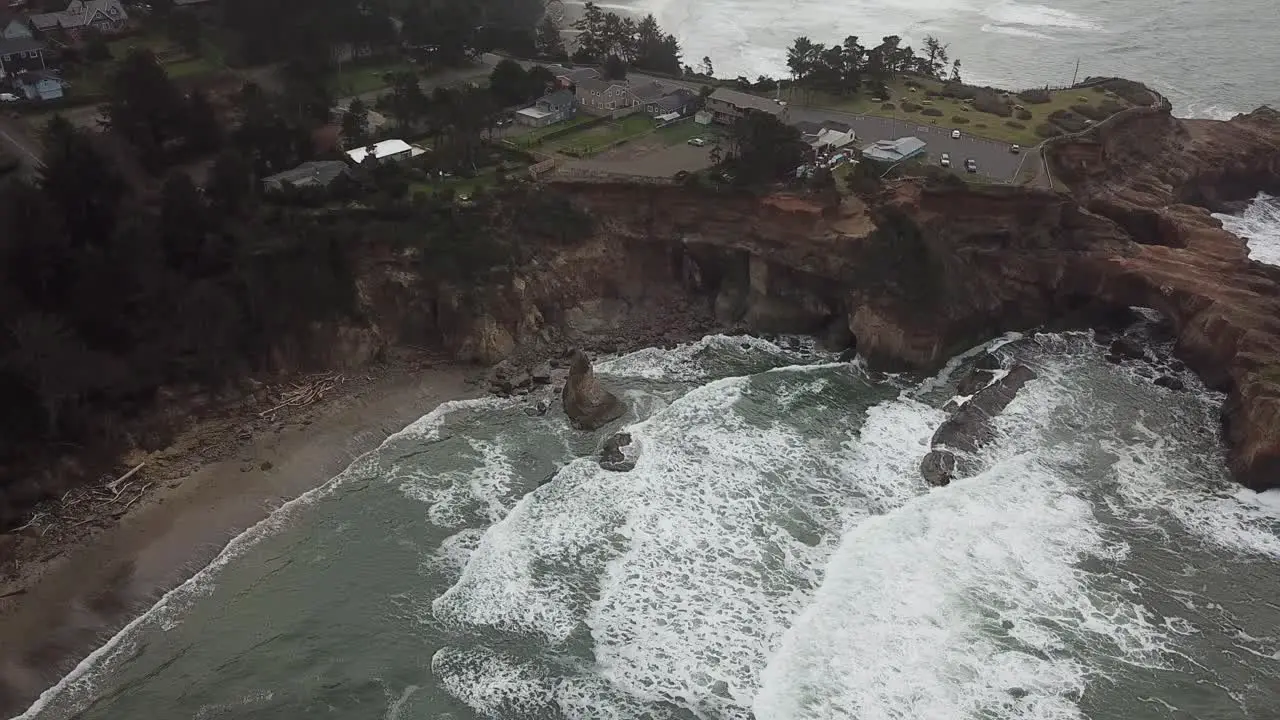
[688,137,707,147]
[1010,144,1021,154]
[951,129,961,139]
[0,93,18,103]
[965,158,978,173]
[940,153,951,167]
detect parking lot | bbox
[788,107,1026,182]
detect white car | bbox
[940,153,951,167]
[0,93,18,103]
[1010,144,1021,154]
[688,137,707,147]
[951,129,961,139]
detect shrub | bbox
[921,107,943,117]
[924,90,941,99]
[1096,78,1154,105]
[1071,103,1109,121]
[973,91,1013,117]
[904,79,923,89]
[1005,120,1027,129]
[1017,88,1051,104]
[901,101,922,113]
[1093,86,1107,93]
[1015,107,1033,121]
[951,115,970,124]
[881,102,896,110]
[940,82,979,100]
[1099,99,1126,115]
[975,123,987,129]
[1036,123,1063,138]
[1048,109,1090,133]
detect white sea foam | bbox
[14,397,494,720]
[1214,193,1280,267]
[396,436,520,528]
[982,1,1102,31]
[434,362,947,717]
[980,22,1053,40]
[595,333,806,381]
[1106,417,1280,560]
[756,359,1168,720]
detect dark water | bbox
[611,0,1279,117]
[19,332,1280,719]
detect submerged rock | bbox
[600,432,635,472]
[562,349,626,431]
[1154,375,1186,391]
[1109,336,1147,362]
[922,364,1038,486]
[956,368,997,396]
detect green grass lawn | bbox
[410,168,502,198]
[550,113,656,156]
[654,119,713,145]
[331,61,413,96]
[780,76,1134,146]
[509,115,597,148]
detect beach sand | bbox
[0,354,477,717]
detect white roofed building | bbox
[345,139,427,165]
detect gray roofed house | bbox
[30,0,129,34]
[0,36,49,74]
[642,88,699,117]
[0,10,35,39]
[262,161,353,193]
[575,76,632,113]
[705,87,786,125]
[545,64,600,88]
[627,81,665,103]
[515,87,579,127]
[860,136,927,164]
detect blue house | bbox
[17,71,64,101]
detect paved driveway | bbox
[787,106,1025,182]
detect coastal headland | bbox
[1,80,1279,715]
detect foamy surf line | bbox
[14,396,508,720]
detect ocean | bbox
[19,313,1280,718]
[603,0,1279,118]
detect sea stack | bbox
[562,349,627,431]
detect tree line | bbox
[787,34,961,97]
[561,2,684,76]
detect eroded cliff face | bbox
[351,103,1280,489]
[1047,105,1280,489]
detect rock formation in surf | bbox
[562,350,626,431]
[921,364,1038,487]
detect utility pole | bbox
[1071,58,1080,86]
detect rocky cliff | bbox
[350,104,1280,490]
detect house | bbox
[627,81,664,105]
[0,11,34,40]
[0,36,47,75]
[345,138,426,165]
[16,70,63,100]
[544,63,599,89]
[575,76,633,113]
[860,136,927,164]
[643,88,698,118]
[515,88,577,127]
[29,0,129,36]
[261,161,353,193]
[796,121,856,153]
[705,87,785,125]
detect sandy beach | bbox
[0,353,477,717]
